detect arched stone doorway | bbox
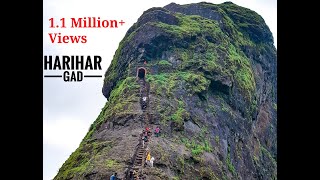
[137,67,146,79]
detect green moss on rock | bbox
[159,60,173,66]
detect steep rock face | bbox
[54,2,277,180]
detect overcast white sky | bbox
[43,0,276,179]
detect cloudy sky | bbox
[43,0,276,179]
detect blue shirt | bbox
[110,175,116,180]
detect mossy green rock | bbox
[54,2,276,180]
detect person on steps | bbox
[150,157,155,167]
[142,137,144,147]
[129,170,134,180]
[146,151,151,166]
[145,127,150,133]
[143,131,148,142]
[142,96,147,109]
[146,127,152,136]
[154,126,160,137]
[110,172,117,180]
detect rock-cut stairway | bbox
[126,77,151,180]
[132,134,148,180]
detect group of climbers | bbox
[142,126,161,143]
[142,126,161,168]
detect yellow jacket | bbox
[146,153,151,161]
